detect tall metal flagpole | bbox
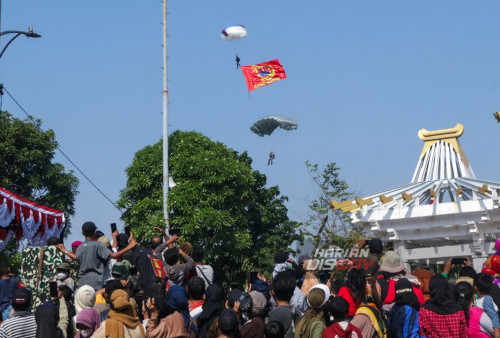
[162,0,170,232]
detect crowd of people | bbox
[1,221,500,337]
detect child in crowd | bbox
[322,297,362,338]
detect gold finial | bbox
[417,123,469,167]
[355,197,373,207]
[402,192,413,203]
[418,123,464,141]
[478,184,489,195]
[379,195,393,204]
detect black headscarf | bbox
[394,278,420,310]
[422,275,462,315]
[197,283,225,338]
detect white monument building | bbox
[330,124,500,271]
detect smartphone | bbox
[110,223,117,233]
[230,282,239,290]
[124,226,131,237]
[169,228,181,237]
[49,281,58,298]
[451,257,467,265]
[248,271,258,283]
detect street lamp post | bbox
[0,26,41,60]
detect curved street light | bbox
[0,26,41,60]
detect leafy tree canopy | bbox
[0,111,79,270]
[118,130,301,283]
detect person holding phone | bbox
[57,222,138,290]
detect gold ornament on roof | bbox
[417,123,469,167]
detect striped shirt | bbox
[0,311,37,338]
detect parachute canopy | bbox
[250,116,298,137]
[221,25,247,41]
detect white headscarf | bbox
[74,285,96,314]
[310,283,330,306]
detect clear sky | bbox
[1,1,499,246]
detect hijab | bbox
[75,285,96,314]
[105,289,145,338]
[422,275,462,315]
[165,285,195,333]
[35,303,60,338]
[294,288,327,338]
[394,278,420,310]
[197,283,225,338]
[75,308,101,338]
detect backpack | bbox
[355,302,387,338]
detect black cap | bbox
[117,233,129,248]
[82,222,97,233]
[368,238,383,254]
[274,251,289,264]
[94,230,105,239]
[12,288,31,306]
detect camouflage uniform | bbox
[67,258,80,289]
[20,245,65,309]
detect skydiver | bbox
[236,55,241,69]
[268,151,275,165]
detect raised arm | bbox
[57,244,77,260]
[109,238,138,259]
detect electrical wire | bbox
[2,85,123,214]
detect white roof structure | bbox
[330,124,500,270]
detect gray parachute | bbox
[250,116,298,137]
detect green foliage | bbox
[304,161,363,254]
[0,111,79,215]
[118,130,301,283]
[0,111,78,266]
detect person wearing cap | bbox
[57,221,138,290]
[241,290,268,338]
[364,238,383,277]
[294,285,328,338]
[56,262,75,291]
[98,236,116,286]
[0,288,37,338]
[377,251,425,312]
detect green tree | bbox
[305,161,363,256]
[118,130,301,283]
[0,111,79,271]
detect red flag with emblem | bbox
[241,59,287,91]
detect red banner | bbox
[241,59,287,91]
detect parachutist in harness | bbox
[267,151,275,166]
[236,55,241,69]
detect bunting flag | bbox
[241,59,287,91]
[0,186,65,250]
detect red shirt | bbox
[337,286,360,317]
[323,322,362,338]
[382,279,425,305]
[419,307,467,338]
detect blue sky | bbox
[1,1,499,245]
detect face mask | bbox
[56,272,67,281]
